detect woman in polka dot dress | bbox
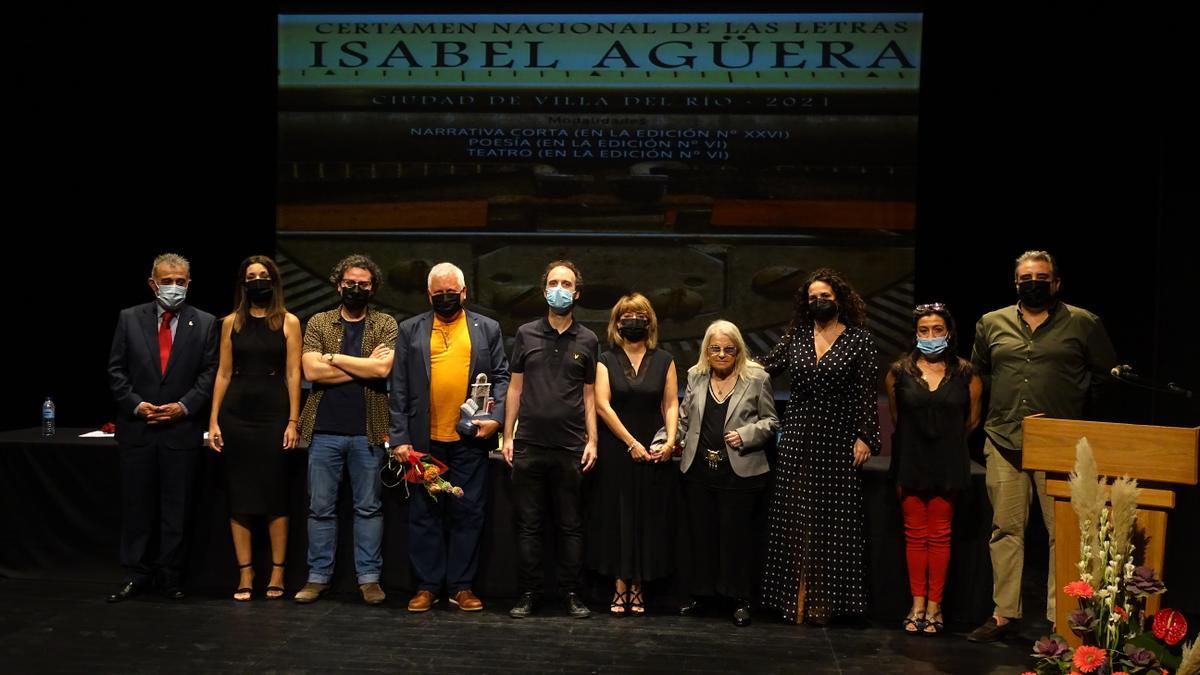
[759,268,882,625]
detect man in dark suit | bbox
[106,253,218,602]
[390,262,509,613]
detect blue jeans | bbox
[305,434,386,584]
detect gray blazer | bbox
[661,365,778,478]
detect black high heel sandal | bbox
[628,587,645,616]
[609,589,628,616]
[902,610,926,634]
[266,561,286,600]
[234,563,253,602]
[923,611,944,636]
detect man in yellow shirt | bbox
[389,262,510,613]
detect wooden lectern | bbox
[1022,414,1199,646]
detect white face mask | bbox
[155,283,187,310]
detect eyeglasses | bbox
[914,303,946,313]
[340,280,372,290]
[707,346,738,356]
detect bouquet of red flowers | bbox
[389,451,464,501]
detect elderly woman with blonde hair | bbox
[668,319,778,627]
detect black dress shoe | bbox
[733,601,752,627]
[107,581,140,603]
[565,593,591,619]
[164,586,186,600]
[967,617,1020,643]
[509,592,537,619]
[679,600,706,617]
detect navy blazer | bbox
[389,309,510,451]
[108,301,219,449]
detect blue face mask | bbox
[916,336,949,356]
[546,287,575,315]
[155,283,187,311]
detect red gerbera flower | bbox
[1152,608,1188,646]
[1072,645,1107,673]
[1113,605,1129,621]
[1064,580,1095,598]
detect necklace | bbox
[709,372,738,404]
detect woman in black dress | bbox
[209,256,302,600]
[587,293,678,616]
[885,303,981,635]
[760,268,881,625]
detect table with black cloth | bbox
[0,426,993,623]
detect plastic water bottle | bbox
[42,397,56,437]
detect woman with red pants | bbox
[885,303,981,635]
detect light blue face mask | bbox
[155,283,187,311]
[916,336,949,356]
[546,287,575,315]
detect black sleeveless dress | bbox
[585,348,677,581]
[219,315,290,516]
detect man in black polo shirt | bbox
[502,260,599,619]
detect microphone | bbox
[1110,365,1193,398]
[1110,364,1142,382]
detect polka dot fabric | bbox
[760,324,882,624]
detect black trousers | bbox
[683,479,760,600]
[119,441,201,587]
[511,443,583,596]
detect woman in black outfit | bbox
[587,293,678,616]
[209,256,302,601]
[759,268,881,625]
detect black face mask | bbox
[810,298,839,323]
[341,286,371,311]
[431,292,463,318]
[245,278,274,304]
[1018,280,1055,309]
[617,318,649,343]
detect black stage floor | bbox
[0,578,1044,674]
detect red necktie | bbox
[159,311,175,375]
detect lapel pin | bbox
[188,320,194,326]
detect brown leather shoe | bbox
[450,589,484,612]
[360,583,386,606]
[407,590,438,612]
